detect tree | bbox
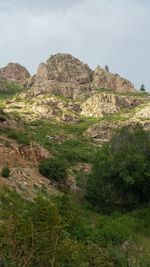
[86,126,150,211]
[105,65,109,72]
[140,84,145,92]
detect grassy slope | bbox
[0,84,150,266]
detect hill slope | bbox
[0,54,150,266]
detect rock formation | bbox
[0,54,137,97]
[32,53,93,99]
[30,53,136,99]
[81,93,142,117]
[92,66,135,93]
[0,63,30,85]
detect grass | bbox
[27,119,100,164]
[0,80,24,100]
[28,117,100,142]
[0,187,150,266]
[96,87,150,98]
[0,127,30,145]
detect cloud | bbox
[0,0,150,90]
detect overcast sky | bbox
[0,0,150,90]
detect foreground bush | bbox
[0,189,150,267]
[0,191,113,267]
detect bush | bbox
[86,126,150,211]
[39,157,69,182]
[1,166,10,178]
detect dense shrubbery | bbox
[0,189,150,267]
[39,157,69,182]
[54,139,97,164]
[0,190,113,267]
[86,126,150,211]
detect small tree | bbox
[140,84,145,92]
[105,65,109,72]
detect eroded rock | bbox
[81,93,143,117]
[31,53,93,99]
[92,66,136,93]
[0,63,30,85]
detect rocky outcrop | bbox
[4,93,82,122]
[84,121,120,143]
[81,93,142,117]
[133,102,150,120]
[0,54,137,98]
[0,138,50,168]
[30,53,137,99]
[0,63,30,85]
[84,100,150,143]
[92,66,136,93]
[0,135,56,199]
[32,53,93,99]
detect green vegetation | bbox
[86,126,150,211]
[0,123,150,266]
[0,81,23,100]
[39,157,69,182]
[140,83,146,92]
[0,82,150,266]
[27,119,101,166]
[0,189,150,266]
[1,166,10,178]
[0,127,30,145]
[96,87,150,97]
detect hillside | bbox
[0,54,150,266]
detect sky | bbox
[0,0,150,90]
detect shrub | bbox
[86,126,150,211]
[1,166,10,178]
[39,157,69,182]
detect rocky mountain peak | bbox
[92,65,136,93]
[31,53,136,98]
[31,53,93,99]
[45,53,92,83]
[0,63,30,85]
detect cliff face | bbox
[92,66,135,93]
[0,63,30,85]
[32,53,93,99]
[31,53,136,99]
[0,54,136,97]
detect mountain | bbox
[0,53,150,266]
[31,53,136,99]
[0,62,30,85]
[92,65,135,93]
